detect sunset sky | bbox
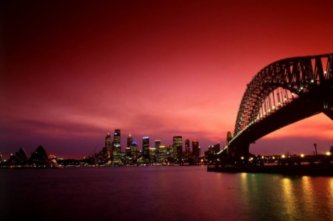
[1,0,333,158]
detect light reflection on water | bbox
[239,173,333,221]
[0,167,332,221]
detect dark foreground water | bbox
[1,167,333,221]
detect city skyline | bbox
[2,1,333,158]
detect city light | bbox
[326,151,331,156]
[300,154,305,158]
[281,154,286,159]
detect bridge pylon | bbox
[227,143,250,160]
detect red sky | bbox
[1,0,333,158]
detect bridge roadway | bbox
[226,84,333,158]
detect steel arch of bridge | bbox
[234,53,333,136]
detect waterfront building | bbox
[205,144,221,163]
[192,140,200,164]
[112,129,121,152]
[154,140,161,162]
[130,142,139,163]
[142,136,150,161]
[149,147,157,163]
[112,129,121,164]
[158,145,168,163]
[29,145,49,166]
[105,132,112,159]
[125,147,131,157]
[173,136,183,161]
[7,148,29,166]
[184,139,191,161]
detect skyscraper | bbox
[142,136,150,160]
[111,129,121,164]
[192,140,200,163]
[173,136,183,161]
[105,132,112,159]
[112,129,121,152]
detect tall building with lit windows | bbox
[142,136,150,160]
[154,140,161,161]
[112,129,121,152]
[172,136,183,161]
[111,129,121,164]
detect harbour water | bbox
[1,166,333,221]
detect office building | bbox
[173,136,183,161]
[142,136,150,160]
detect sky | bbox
[1,0,333,158]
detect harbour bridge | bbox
[219,53,333,160]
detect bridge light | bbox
[300,154,305,158]
[326,151,331,156]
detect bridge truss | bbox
[235,53,333,136]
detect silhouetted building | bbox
[125,147,131,157]
[29,145,49,166]
[154,140,161,149]
[111,129,122,164]
[149,147,157,163]
[158,145,167,163]
[130,140,139,163]
[192,140,200,163]
[154,140,161,162]
[173,136,183,161]
[184,139,190,160]
[105,132,112,159]
[7,148,29,166]
[205,144,221,163]
[112,129,121,151]
[142,136,150,160]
